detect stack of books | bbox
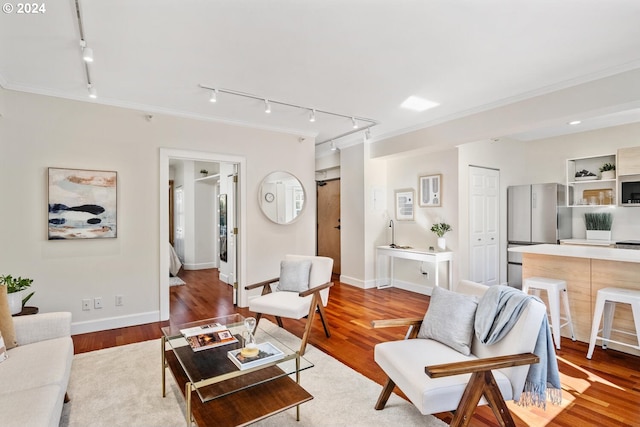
[180,323,238,352]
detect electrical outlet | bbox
[94,297,103,309]
[115,295,123,306]
[82,299,91,311]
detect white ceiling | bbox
[2,0,640,157]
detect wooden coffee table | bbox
[161,314,313,426]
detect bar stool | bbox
[523,277,575,349]
[587,287,640,359]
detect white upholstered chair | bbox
[245,254,334,355]
[372,280,547,427]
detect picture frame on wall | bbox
[48,167,117,240]
[419,174,442,207]
[395,189,414,221]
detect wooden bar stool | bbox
[587,287,640,359]
[523,276,576,349]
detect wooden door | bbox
[469,166,499,285]
[317,179,341,275]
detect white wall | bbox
[0,88,316,334]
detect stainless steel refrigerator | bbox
[507,183,572,288]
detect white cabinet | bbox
[566,154,617,207]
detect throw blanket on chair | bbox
[475,285,562,408]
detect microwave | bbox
[620,177,640,205]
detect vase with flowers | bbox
[430,222,452,251]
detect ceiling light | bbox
[352,117,358,129]
[209,89,218,103]
[400,96,440,112]
[568,120,581,125]
[364,128,371,141]
[330,141,337,151]
[82,47,94,63]
[88,85,97,99]
[264,99,271,114]
[309,109,316,122]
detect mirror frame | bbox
[258,171,306,224]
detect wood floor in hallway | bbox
[72,268,640,426]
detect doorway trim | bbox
[159,148,247,321]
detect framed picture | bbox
[48,168,117,240]
[419,174,442,207]
[395,189,414,221]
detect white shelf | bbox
[566,154,617,207]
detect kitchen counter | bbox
[511,243,640,357]
[509,243,640,263]
[559,238,615,247]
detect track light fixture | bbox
[197,84,379,145]
[79,40,93,63]
[330,141,337,151]
[88,84,97,99]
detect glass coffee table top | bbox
[162,314,313,402]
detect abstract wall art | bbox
[48,168,117,240]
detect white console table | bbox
[376,246,453,291]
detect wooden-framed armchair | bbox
[245,254,334,355]
[372,280,547,427]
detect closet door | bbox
[469,166,499,285]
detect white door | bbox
[469,166,499,285]
[174,186,185,263]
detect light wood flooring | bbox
[72,268,640,426]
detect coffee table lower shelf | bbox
[164,349,313,427]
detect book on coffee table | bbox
[180,323,239,352]
[227,342,285,370]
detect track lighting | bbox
[88,85,97,99]
[197,84,379,145]
[330,141,337,151]
[365,128,371,141]
[82,46,94,63]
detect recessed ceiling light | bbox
[400,96,439,112]
[568,120,582,125]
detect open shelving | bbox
[566,154,617,207]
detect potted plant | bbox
[600,163,616,180]
[0,274,34,315]
[430,222,452,250]
[200,169,209,177]
[584,212,613,241]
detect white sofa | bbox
[0,312,74,427]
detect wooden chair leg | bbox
[450,370,515,427]
[275,316,284,328]
[299,293,321,355]
[316,299,331,338]
[374,377,396,410]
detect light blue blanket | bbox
[475,285,562,408]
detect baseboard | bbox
[339,275,365,288]
[183,262,217,270]
[71,311,160,335]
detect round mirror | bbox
[259,171,305,224]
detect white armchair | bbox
[372,280,548,427]
[245,254,334,355]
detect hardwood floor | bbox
[72,269,640,426]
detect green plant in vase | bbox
[599,163,616,179]
[584,212,612,241]
[430,222,452,250]
[0,274,34,314]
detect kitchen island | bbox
[508,244,640,357]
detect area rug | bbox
[60,320,447,427]
[169,276,186,286]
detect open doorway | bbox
[159,149,246,321]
